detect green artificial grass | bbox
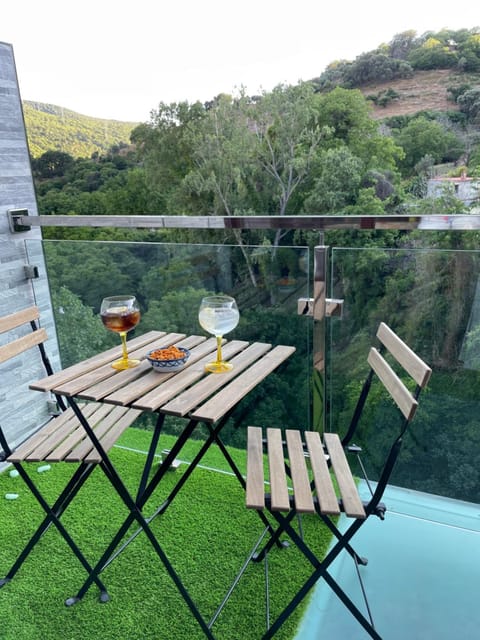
[0,428,332,640]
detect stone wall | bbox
[0,42,59,457]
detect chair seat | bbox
[246,426,366,518]
[7,403,141,464]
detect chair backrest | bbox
[342,322,431,447]
[343,322,432,513]
[0,306,48,365]
[0,307,54,460]
[370,322,431,421]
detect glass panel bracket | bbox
[297,297,344,318]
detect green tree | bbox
[388,30,418,60]
[131,101,206,213]
[344,52,413,86]
[181,92,260,283]
[141,287,212,335]
[139,259,204,303]
[315,87,404,173]
[252,83,328,213]
[457,88,480,124]
[303,146,363,213]
[394,116,462,172]
[51,286,108,367]
[43,243,143,312]
[32,150,75,178]
[408,37,457,69]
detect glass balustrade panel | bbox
[329,245,480,515]
[25,239,312,445]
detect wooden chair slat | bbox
[324,433,366,519]
[267,428,290,511]
[246,426,265,509]
[48,404,114,461]
[377,322,432,388]
[42,424,92,462]
[285,430,315,513]
[0,329,47,364]
[86,408,141,462]
[304,431,340,515]
[7,406,97,462]
[28,403,112,461]
[368,347,418,420]
[0,306,39,333]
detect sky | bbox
[2,0,478,123]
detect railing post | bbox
[312,246,328,434]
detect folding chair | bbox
[0,306,140,600]
[246,322,432,639]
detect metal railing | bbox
[8,211,480,232]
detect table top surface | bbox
[30,331,296,424]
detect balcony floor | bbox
[295,485,480,639]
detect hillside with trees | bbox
[23,101,139,158]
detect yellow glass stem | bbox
[216,335,223,365]
[120,331,129,364]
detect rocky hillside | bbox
[361,69,480,120]
[23,101,140,158]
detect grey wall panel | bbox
[0,42,60,459]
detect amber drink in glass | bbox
[100,295,141,370]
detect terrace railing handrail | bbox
[9,212,480,232]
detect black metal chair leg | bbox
[1,462,109,599]
[262,510,381,640]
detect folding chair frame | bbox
[0,307,135,601]
[245,322,432,639]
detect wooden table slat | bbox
[103,338,222,407]
[132,340,250,412]
[76,334,203,401]
[157,342,270,416]
[286,430,315,513]
[53,333,188,397]
[324,433,366,519]
[30,331,166,391]
[190,345,296,424]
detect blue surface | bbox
[295,485,480,640]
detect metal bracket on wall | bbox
[297,297,344,318]
[46,400,61,416]
[24,264,40,279]
[8,208,31,232]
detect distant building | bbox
[427,173,480,207]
